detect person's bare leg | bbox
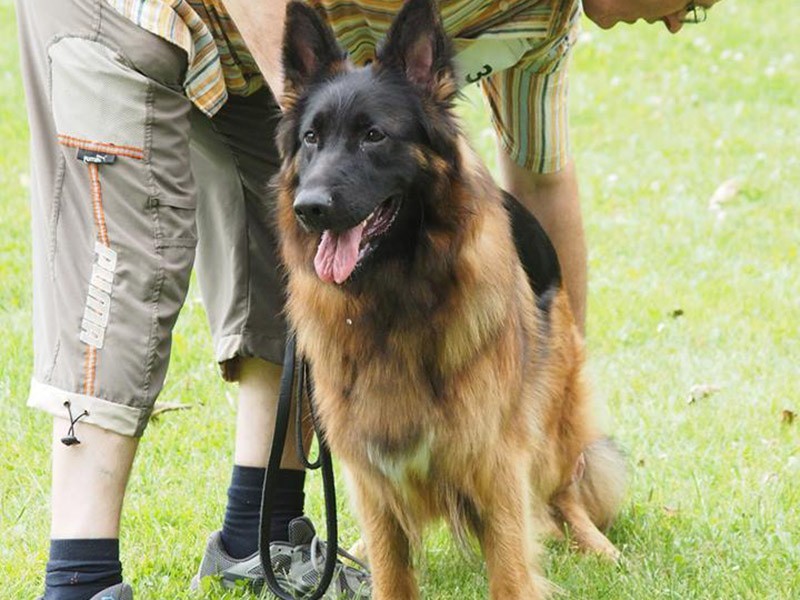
[50,419,138,539]
[497,150,587,334]
[49,358,296,539]
[234,357,309,469]
[215,356,311,560]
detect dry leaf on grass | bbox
[781,409,796,425]
[708,177,743,220]
[151,402,193,419]
[760,472,778,486]
[709,178,742,207]
[687,383,723,404]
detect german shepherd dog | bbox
[274,1,626,597]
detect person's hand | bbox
[661,0,722,33]
[584,0,723,33]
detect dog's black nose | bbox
[294,189,334,230]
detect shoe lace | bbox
[308,535,371,582]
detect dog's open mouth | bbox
[314,195,402,284]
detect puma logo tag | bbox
[79,241,117,349]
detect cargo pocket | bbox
[541,0,580,75]
[548,0,581,38]
[50,37,151,163]
[48,36,196,402]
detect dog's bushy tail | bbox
[577,437,628,530]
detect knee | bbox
[501,155,577,200]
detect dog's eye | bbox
[364,128,386,143]
[303,130,318,145]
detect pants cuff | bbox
[28,378,145,437]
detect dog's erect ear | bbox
[377,0,454,99]
[282,2,345,104]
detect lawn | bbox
[1,0,798,598]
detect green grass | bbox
[1,0,798,598]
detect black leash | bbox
[259,332,339,599]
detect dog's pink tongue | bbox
[314,223,365,284]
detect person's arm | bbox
[222,0,290,102]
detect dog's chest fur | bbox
[365,430,435,494]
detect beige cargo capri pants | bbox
[17,0,286,438]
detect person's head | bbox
[583,0,721,33]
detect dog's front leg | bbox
[354,483,418,600]
[479,464,546,600]
[348,469,419,600]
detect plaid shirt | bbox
[104,0,263,116]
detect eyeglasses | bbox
[680,2,708,24]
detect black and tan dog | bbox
[273,1,626,597]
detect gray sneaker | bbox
[192,516,371,598]
[37,582,133,600]
[90,584,133,600]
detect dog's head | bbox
[276,0,463,287]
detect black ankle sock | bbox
[268,468,307,544]
[43,538,122,600]
[220,466,305,558]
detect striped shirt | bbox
[107,0,580,171]
[314,0,571,61]
[104,0,263,116]
[314,0,581,172]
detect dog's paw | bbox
[348,538,370,565]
